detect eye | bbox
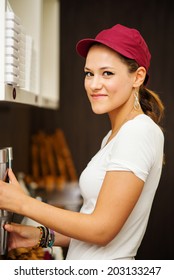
[84,71,93,77]
[103,71,114,76]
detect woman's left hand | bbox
[4,223,40,251]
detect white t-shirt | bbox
[66,115,164,260]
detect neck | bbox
[107,106,144,143]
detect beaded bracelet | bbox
[36,226,55,248]
[37,226,49,248]
[35,226,43,248]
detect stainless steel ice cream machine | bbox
[0,147,13,256]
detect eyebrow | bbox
[84,66,115,71]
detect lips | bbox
[91,94,107,99]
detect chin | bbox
[90,103,109,115]
[91,108,106,115]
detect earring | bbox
[134,92,140,110]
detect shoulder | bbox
[119,114,164,142]
[108,115,164,178]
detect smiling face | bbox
[84,44,138,118]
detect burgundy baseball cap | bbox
[76,24,151,82]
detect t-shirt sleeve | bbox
[106,121,156,182]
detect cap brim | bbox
[76,38,136,61]
[76,38,106,57]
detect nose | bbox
[89,75,103,91]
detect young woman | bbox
[0,24,164,260]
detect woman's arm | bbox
[1,169,144,246]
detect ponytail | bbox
[119,54,165,127]
[139,86,164,127]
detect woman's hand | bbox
[0,169,27,213]
[4,223,40,251]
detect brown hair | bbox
[120,55,165,127]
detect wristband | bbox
[35,226,55,249]
[48,229,55,248]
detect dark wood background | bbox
[0,0,174,259]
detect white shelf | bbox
[0,84,38,105]
[0,0,60,109]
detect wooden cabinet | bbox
[0,0,60,109]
